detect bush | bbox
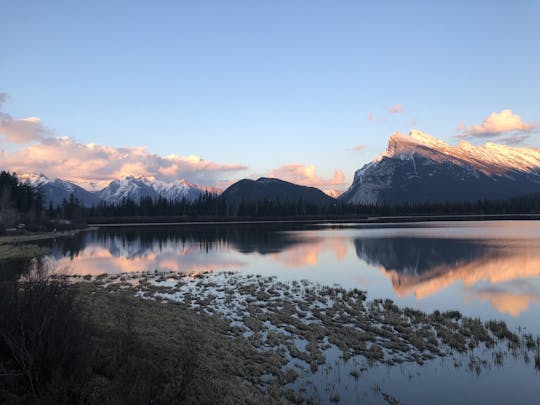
[0,263,90,402]
[0,265,263,404]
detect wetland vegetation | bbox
[3,261,538,404]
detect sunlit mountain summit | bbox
[340,130,540,204]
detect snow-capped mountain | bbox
[20,173,101,207]
[97,176,159,204]
[19,173,208,207]
[339,130,540,205]
[152,179,207,202]
[97,176,205,205]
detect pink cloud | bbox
[348,144,366,152]
[389,104,403,114]
[267,163,347,197]
[0,93,49,143]
[2,136,247,189]
[0,93,247,188]
[456,109,537,142]
[366,112,387,124]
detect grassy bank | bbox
[0,243,50,260]
[2,269,539,404]
[77,272,540,402]
[0,274,279,404]
[0,227,97,246]
[0,227,97,260]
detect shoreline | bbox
[0,227,98,260]
[65,270,540,403]
[0,227,98,246]
[90,213,540,227]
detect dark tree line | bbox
[50,191,540,222]
[0,171,44,229]
[3,169,540,229]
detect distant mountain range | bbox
[15,131,540,208]
[339,130,540,205]
[222,177,335,206]
[98,176,205,205]
[20,174,207,207]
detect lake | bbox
[45,220,540,334]
[38,220,540,402]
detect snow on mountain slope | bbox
[19,173,207,207]
[340,130,540,205]
[382,130,540,175]
[97,176,205,204]
[97,176,157,204]
[151,178,206,202]
[20,173,101,207]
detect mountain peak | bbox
[341,129,540,205]
[256,177,281,184]
[223,177,335,205]
[409,129,450,149]
[385,130,452,159]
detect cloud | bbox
[0,94,49,143]
[2,136,247,189]
[366,112,386,124]
[456,122,466,131]
[348,144,366,152]
[0,92,247,188]
[469,287,540,317]
[267,163,347,197]
[456,109,537,143]
[497,134,531,145]
[389,104,403,114]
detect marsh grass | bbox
[16,268,540,404]
[0,270,282,404]
[0,243,49,260]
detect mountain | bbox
[20,173,100,207]
[153,179,208,201]
[340,130,540,205]
[20,173,207,207]
[97,176,205,205]
[222,177,335,206]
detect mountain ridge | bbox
[222,177,336,206]
[20,173,208,207]
[340,130,540,205]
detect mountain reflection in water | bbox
[44,222,540,320]
[354,237,540,316]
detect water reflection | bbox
[42,222,540,321]
[270,237,348,268]
[355,237,540,316]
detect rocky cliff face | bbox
[339,130,540,205]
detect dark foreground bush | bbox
[0,264,89,403]
[0,265,265,404]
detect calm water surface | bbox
[46,220,540,333]
[41,220,540,403]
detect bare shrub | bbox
[0,262,89,402]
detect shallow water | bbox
[36,220,540,403]
[301,345,540,404]
[43,220,540,334]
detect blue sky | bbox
[1,1,539,191]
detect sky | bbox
[1,1,539,194]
